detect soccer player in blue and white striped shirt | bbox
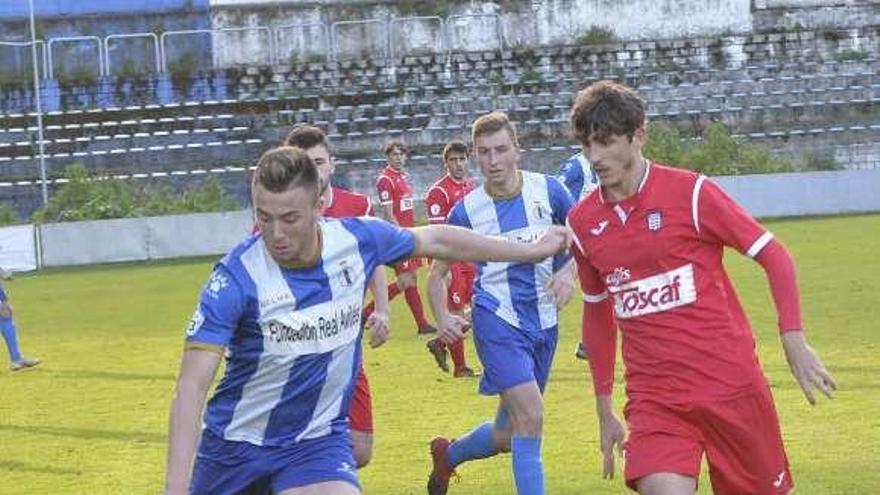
[426,112,577,495]
[164,146,572,495]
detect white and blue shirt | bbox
[557,152,599,201]
[447,170,574,334]
[185,217,415,447]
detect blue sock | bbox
[1,317,22,362]
[447,421,498,468]
[511,436,544,495]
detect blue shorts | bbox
[471,306,558,396]
[0,285,7,302]
[190,429,359,495]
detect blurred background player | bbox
[425,113,576,495]
[424,140,478,378]
[0,267,40,372]
[367,139,437,335]
[556,151,599,360]
[285,125,389,469]
[567,80,836,495]
[164,145,572,495]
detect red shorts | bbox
[623,384,793,495]
[448,263,476,311]
[347,365,373,433]
[394,256,423,275]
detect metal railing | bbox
[2,13,506,81]
[104,32,161,76]
[47,35,104,79]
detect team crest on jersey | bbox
[647,210,663,231]
[337,259,356,287]
[429,203,442,216]
[533,202,548,220]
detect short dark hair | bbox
[252,146,320,195]
[285,125,331,152]
[471,111,518,147]
[442,140,468,162]
[383,139,407,156]
[570,80,646,145]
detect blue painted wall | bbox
[0,0,209,19]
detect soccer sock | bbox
[404,286,430,329]
[0,317,22,362]
[511,436,544,495]
[362,283,403,319]
[447,422,498,468]
[449,339,466,369]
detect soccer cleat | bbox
[10,356,41,372]
[426,339,449,372]
[427,437,458,495]
[418,324,438,335]
[575,342,588,360]
[453,367,479,378]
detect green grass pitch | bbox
[0,214,878,494]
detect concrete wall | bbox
[39,209,252,267]
[28,168,880,268]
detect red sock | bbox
[363,282,402,319]
[404,286,430,329]
[449,339,466,369]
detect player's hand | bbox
[781,331,836,405]
[437,313,469,344]
[545,263,576,309]
[532,226,573,260]
[598,411,626,479]
[365,310,390,348]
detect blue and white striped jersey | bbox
[447,171,574,333]
[557,152,599,201]
[185,217,415,447]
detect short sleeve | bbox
[446,201,471,229]
[185,265,246,347]
[557,155,584,200]
[547,176,575,226]
[425,187,448,224]
[358,217,417,266]
[697,178,771,257]
[376,176,394,205]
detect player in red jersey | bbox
[285,125,389,469]
[567,81,836,495]
[365,140,437,335]
[423,140,478,378]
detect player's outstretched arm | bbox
[165,348,222,495]
[754,239,837,404]
[411,224,571,263]
[365,269,390,348]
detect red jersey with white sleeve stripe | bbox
[324,186,373,218]
[376,166,415,227]
[568,162,775,403]
[424,174,477,224]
